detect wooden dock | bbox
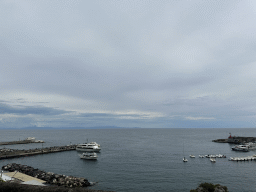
[0,145,77,160]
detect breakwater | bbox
[2,163,91,188]
[213,137,256,143]
[0,138,44,145]
[0,145,77,159]
[0,140,40,145]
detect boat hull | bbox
[76,147,101,152]
[79,153,98,160]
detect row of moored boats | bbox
[229,155,256,161]
[183,154,226,163]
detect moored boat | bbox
[79,152,98,160]
[76,143,101,152]
[232,145,249,152]
[210,158,216,163]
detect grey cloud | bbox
[0,102,68,116]
[1,0,256,128]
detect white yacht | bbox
[89,142,100,147]
[79,152,98,160]
[232,145,249,152]
[190,155,195,158]
[76,143,101,152]
[183,157,188,162]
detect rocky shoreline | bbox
[2,163,91,188]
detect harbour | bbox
[1,128,256,192]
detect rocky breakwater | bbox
[2,163,91,188]
[213,137,256,144]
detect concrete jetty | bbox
[0,145,77,160]
[0,137,44,146]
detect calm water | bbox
[0,128,256,192]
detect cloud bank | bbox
[0,0,256,128]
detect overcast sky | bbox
[0,0,256,129]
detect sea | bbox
[0,128,256,192]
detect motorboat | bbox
[190,155,195,158]
[232,145,249,152]
[210,158,216,163]
[216,154,226,158]
[79,152,98,160]
[205,154,216,158]
[199,155,204,158]
[183,157,188,162]
[76,143,101,152]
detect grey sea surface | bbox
[0,128,255,192]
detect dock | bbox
[0,145,77,160]
[0,137,44,146]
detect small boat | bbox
[76,143,101,152]
[199,155,204,158]
[210,158,216,163]
[79,152,98,160]
[190,155,195,158]
[232,145,249,152]
[183,157,188,162]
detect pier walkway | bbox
[0,137,44,146]
[0,145,77,160]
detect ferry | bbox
[76,143,101,152]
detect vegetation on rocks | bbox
[190,182,228,192]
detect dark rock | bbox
[2,163,91,188]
